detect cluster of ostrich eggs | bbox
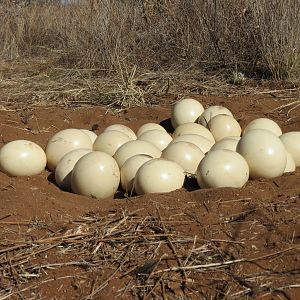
[0,98,299,199]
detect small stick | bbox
[218,197,252,203]
[0,244,28,254]
[273,284,300,291]
[209,239,245,244]
[28,261,94,271]
[184,235,197,266]
[270,100,300,112]
[253,88,299,95]
[153,246,299,274]
[91,209,144,254]
[146,272,166,298]
[0,244,60,264]
[0,221,32,225]
[153,258,246,274]
[223,209,256,223]
[287,102,300,116]
[260,284,300,298]
[0,214,12,221]
[156,208,188,285]
[34,116,41,133]
[0,275,78,300]
[7,253,20,286]
[83,264,123,300]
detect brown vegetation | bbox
[1,0,300,79]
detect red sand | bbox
[0,95,299,299]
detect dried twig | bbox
[152,246,299,274]
[0,208,298,299]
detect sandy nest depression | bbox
[0,93,299,299]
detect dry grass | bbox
[1,0,300,80]
[0,208,299,299]
[1,58,300,111]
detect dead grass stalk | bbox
[1,0,300,80]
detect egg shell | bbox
[113,140,161,168]
[243,118,282,137]
[284,151,296,173]
[173,123,215,143]
[134,158,185,195]
[80,129,98,143]
[210,137,239,152]
[71,151,120,199]
[46,129,92,171]
[280,131,300,166]
[55,148,92,191]
[171,98,204,129]
[198,106,233,127]
[137,123,166,137]
[171,134,214,153]
[104,124,137,140]
[138,129,172,151]
[120,154,153,194]
[162,141,205,174]
[208,115,241,142]
[196,149,249,188]
[93,130,131,156]
[236,129,287,179]
[0,140,46,176]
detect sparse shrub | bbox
[228,69,246,85]
[1,0,300,79]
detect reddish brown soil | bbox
[0,95,299,299]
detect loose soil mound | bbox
[0,95,299,299]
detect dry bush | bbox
[1,0,300,79]
[251,0,300,79]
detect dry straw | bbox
[0,207,299,299]
[1,0,300,80]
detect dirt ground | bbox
[0,94,299,299]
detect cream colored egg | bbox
[134,158,185,195]
[280,131,300,166]
[171,98,204,129]
[114,140,162,168]
[162,141,205,174]
[198,106,233,127]
[71,151,120,199]
[208,115,241,142]
[284,151,296,173]
[104,124,137,140]
[120,154,152,194]
[55,149,92,191]
[138,130,172,151]
[93,130,131,156]
[137,123,166,138]
[210,137,239,152]
[171,134,214,153]
[46,129,92,171]
[173,123,215,142]
[226,136,241,141]
[236,129,287,179]
[80,129,98,143]
[196,149,249,188]
[0,140,46,176]
[243,118,282,136]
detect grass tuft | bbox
[1,0,300,80]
